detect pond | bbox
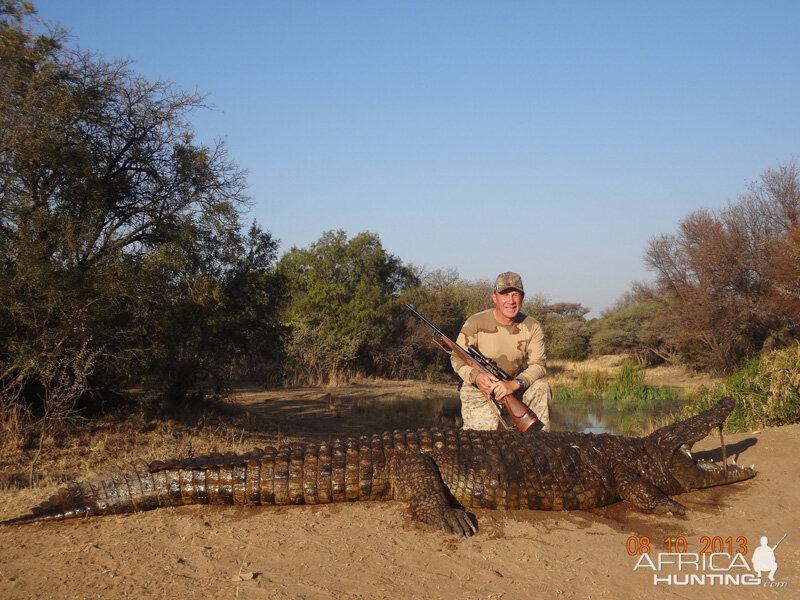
[551,397,686,435]
[346,393,684,436]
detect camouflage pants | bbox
[460,379,552,431]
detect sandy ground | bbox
[0,381,797,599]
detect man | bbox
[451,272,552,431]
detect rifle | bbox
[772,533,787,551]
[405,304,540,432]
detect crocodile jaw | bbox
[669,443,756,491]
[649,396,757,491]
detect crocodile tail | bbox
[1,436,399,524]
[0,460,159,524]
[0,450,275,525]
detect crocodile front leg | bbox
[389,452,477,537]
[614,466,687,515]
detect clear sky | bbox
[31,1,800,316]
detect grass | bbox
[682,343,800,433]
[551,359,686,435]
[4,340,796,506]
[554,359,681,410]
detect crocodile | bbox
[1,396,755,536]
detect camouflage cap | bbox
[494,272,524,293]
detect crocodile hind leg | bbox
[388,452,477,537]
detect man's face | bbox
[492,289,524,321]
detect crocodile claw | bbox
[414,506,478,537]
[652,497,687,516]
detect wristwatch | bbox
[516,378,525,389]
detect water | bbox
[343,394,682,436]
[551,397,683,435]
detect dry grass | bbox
[549,355,721,391]
[0,379,459,513]
[0,363,714,494]
[0,401,283,501]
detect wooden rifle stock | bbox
[405,304,540,432]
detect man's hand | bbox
[474,372,498,395]
[489,379,519,401]
[475,373,520,401]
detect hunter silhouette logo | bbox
[752,534,786,582]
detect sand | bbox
[0,385,797,599]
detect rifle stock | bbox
[406,304,540,432]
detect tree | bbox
[765,222,800,319]
[523,300,591,361]
[381,270,494,381]
[591,290,671,366]
[0,2,284,423]
[643,161,800,372]
[278,230,417,382]
[135,222,288,398]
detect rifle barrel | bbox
[405,304,446,337]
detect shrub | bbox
[685,343,800,432]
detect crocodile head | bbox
[650,396,756,491]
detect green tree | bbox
[384,270,493,381]
[532,302,591,361]
[0,2,285,426]
[136,222,288,398]
[278,230,417,382]
[590,294,670,366]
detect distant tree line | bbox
[2,2,798,444]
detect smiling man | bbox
[451,272,552,431]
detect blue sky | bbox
[32,1,799,316]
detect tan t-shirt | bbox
[451,309,546,387]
